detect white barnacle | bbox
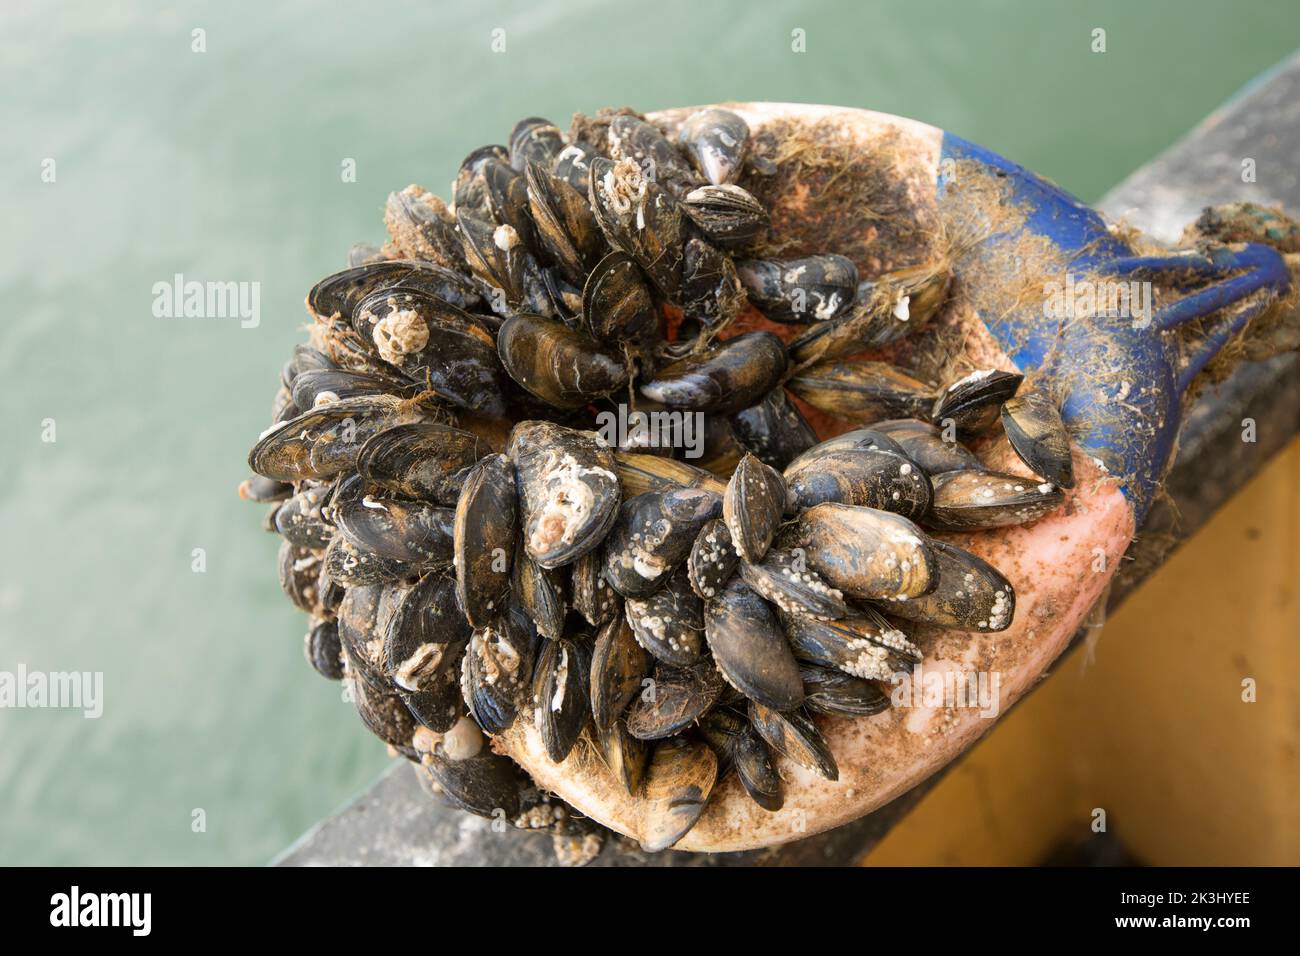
[892,294,911,321]
[550,647,570,712]
[442,716,485,760]
[372,306,429,366]
[493,223,520,252]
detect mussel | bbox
[722,454,786,563]
[704,578,804,711]
[532,635,592,762]
[249,395,424,483]
[777,503,936,601]
[625,569,706,667]
[498,313,629,410]
[737,255,857,324]
[454,454,519,628]
[787,360,935,423]
[590,616,652,731]
[681,184,768,248]
[882,539,1015,632]
[1000,390,1076,489]
[384,185,466,271]
[509,421,621,568]
[589,156,687,298]
[602,488,722,598]
[748,702,838,781]
[677,108,750,186]
[783,446,932,520]
[930,368,1023,438]
[356,422,491,505]
[626,660,723,741]
[926,469,1064,530]
[640,737,717,852]
[730,387,818,471]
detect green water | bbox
[2,0,1297,865]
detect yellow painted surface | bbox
[864,436,1300,866]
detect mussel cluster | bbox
[242,108,1076,854]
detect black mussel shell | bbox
[512,545,567,640]
[510,117,566,171]
[453,145,510,217]
[607,114,698,194]
[590,616,652,732]
[613,451,728,499]
[801,664,890,718]
[249,395,423,482]
[526,160,604,284]
[509,421,621,569]
[784,446,932,520]
[384,185,466,270]
[304,619,345,680]
[686,518,739,601]
[602,488,722,598]
[739,548,847,621]
[931,369,1023,439]
[641,332,787,414]
[581,250,661,354]
[571,549,621,628]
[871,418,982,475]
[781,606,920,680]
[274,485,334,549]
[334,495,454,566]
[352,677,420,758]
[787,360,935,424]
[353,288,507,417]
[704,577,804,711]
[730,387,817,471]
[356,422,491,505]
[626,660,724,741]
[736,255,857,324]
[785,427,908,473]
[625,569,706,667]
[777,502,936,601]
[677,108,750,186]
[498,313,629,410]
[640,736,717,852]
[595,718,648,797]
[681,183,768,248]
[882,538,1015,632]
[323,534,418,588]
[680,237,747,330]
[290,368,415,412]
[1001,390,1076,489]
[722,454,786,563]
[589,156,687,298]
[420,718,527,819]
[926,469,1064,531]
[461,604,538,735]
[532,635,592,762]
[454,454,519,629]
[308,259,481,321]
[748,702,838,781]
[553,141,598,193]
